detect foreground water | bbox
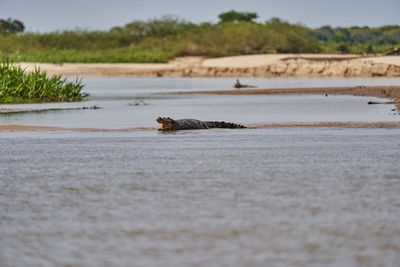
[1,129,400,266]
[1,78,400,266]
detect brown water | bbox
[1,78,400,266]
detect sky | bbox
[0,0,399,32]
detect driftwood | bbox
[383,47,399,56]
[234,79,257,89]
[128,99,149,106]
[367,101,396,105]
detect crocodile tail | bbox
[206,121,246,129]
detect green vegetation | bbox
[218,10,258,23]
[0,12,399,63]
[0,62,87,103]
[0,18,24,34]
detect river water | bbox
[0,77,400,128]
[1,78,400,266]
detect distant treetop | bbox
[218,10,258,23]
[0,18,25,34]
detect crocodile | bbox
[156,117,246,131]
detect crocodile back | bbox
[175,119,209,130]
[205,121,246,129]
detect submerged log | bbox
[383,47,400,56]
[367,101,396,105]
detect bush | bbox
[0,62,88,103]
[336,44,350,53]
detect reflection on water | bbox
[1,78,400,266]
[0,128,399,266]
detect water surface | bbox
[1,128,399,266]
[1,78,400,266]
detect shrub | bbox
[0,62,88,103]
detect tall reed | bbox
[0,62,88,103]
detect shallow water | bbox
[0,77,399,128]
[1,78,400,266]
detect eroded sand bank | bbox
[19,54,400,78]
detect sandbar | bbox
[164,85,400,99]
[0,125,155,132]
[1,122,400,132]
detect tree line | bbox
[0,11,399,63]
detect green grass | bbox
[0,49,173,64]
[0,62,88,103]
[21,49,171,63]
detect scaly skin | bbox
[156,117,246,131]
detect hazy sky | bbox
[0,0,399,32]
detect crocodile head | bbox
[156,117,178,131]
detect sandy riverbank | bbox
[19,54,400,78]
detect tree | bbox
[218,10,258,23]
[336,43,349,53]
[349,27,379,44]
[0,18,25,34]
[330,27,352,43]
[314,26,335,41]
